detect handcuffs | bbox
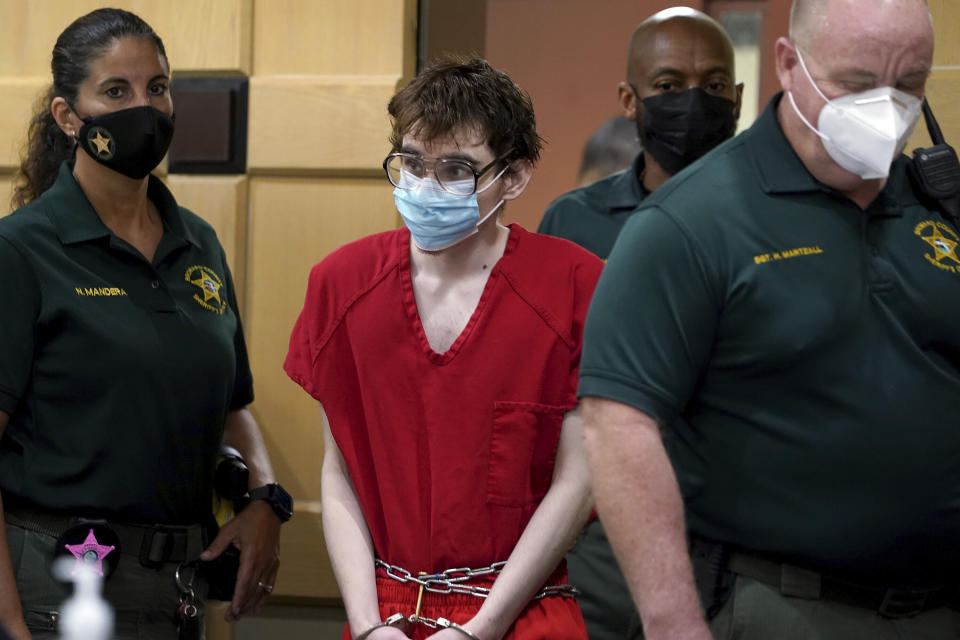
[354,613,481,640]
[354,613,408,639]
[437,617,482,640]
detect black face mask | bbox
[637,88,737,175]
[75,105,175,179]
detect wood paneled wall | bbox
[0,1,418,631]
[914,0,960,148]
[244,0,417,604]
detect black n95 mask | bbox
[638,88,737,175]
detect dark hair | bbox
[578,115,642,182]
[12,8,167,208]
[387,56,543,166]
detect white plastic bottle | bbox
[52,557,114,640]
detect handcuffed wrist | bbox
[436,617,482,640]
[354,612,408,640]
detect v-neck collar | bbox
[399,224,520,365]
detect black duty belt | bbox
[4,499,205,567]
[728,549,959,619]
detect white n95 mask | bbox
[787,48,922,180]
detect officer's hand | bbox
[200,500,281,621]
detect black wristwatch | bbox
[247,483,294,522]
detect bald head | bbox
[777,0,934,201]
[626,8,735,86]
[788,0,825,49]
[619,7,742,190]
[789,0,931,50]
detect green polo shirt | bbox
[0,163,253,524]
[538,154,648,259]
[580,94,960,583]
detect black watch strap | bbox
[248,483,293,522]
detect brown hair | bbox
[12,8,167,209]
[387,57,543,165]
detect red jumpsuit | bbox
[285,225,602,639]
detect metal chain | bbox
[374,559,579,600]
[371,613,475,631]
[413,615,441,630]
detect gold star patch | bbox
[184,265,227,314]
[920,224,960,264]
[190,268,221,305]
[915,219,960,274]
[90,132,112,155]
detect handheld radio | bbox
[908,98,960,224]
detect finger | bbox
[228,555,255,618]
[249,587,270,615]
[225,517,279,620]
[246,570,277,615]
[199,525,235,561]
[251,565,279,614]
[235,576,273,619]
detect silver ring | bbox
[257,581,274,593]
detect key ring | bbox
[175,561,198,602]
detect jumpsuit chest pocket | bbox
[486,401,567,507]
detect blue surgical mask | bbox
[394,172,506,251]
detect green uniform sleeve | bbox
[0,236,40,414]
[578,206,721,425]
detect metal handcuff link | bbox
[355,613,480,640]
[356,559,578,638]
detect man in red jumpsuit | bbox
[285,58,602,640]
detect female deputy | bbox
[0,9,286,639]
